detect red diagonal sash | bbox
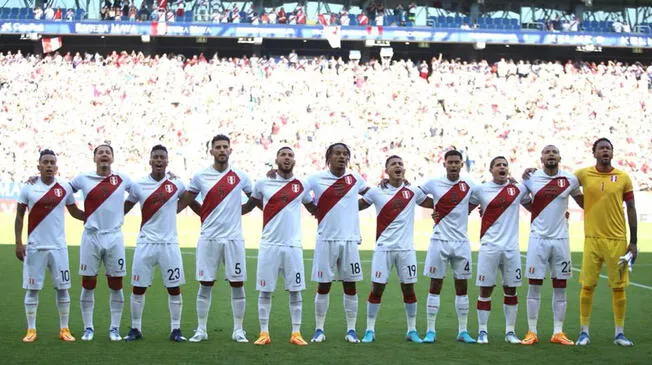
[316,174,357,223]
[140,180,178,228]
[480,184,520,238]
[376,187,414,240]
[263,179,304,227]
[85,175,123,220]
[28,183,67,235]
[200,170,240,223]
[530,177,569,222]
[434,181,470,224]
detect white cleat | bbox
[232,329,249,343]
[310,329,326,343]
[188,329,208,343]
[477,330,489,344]
[109,327,122,342]
[504,331,521,344]
[81,327,94,341]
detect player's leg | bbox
[283,246,307,345]
[603,239,632,346]
[340,240,363,343]
[548,239,573,345]
[22,247,46,342]
[451,242,474,343]
[362,250,389,343]
[50,248,74,341]
[398,250,419,343]
[160,242,185,341]
[475,249,499,344]
[190,238,220,342]
[310,240,337,342]
[226,239,248,343]
[254,245,280,345]
[79,230,101,341]
[125,244,151,341]
[577,238,602,345]
[502,249,522,344]
[104,231,127,341]
[423,239,446,342]
[124,287,147,341]
[522,236,548,345]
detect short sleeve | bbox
[361,187,376,205]
[356,172,369,193]
[126,183,140,203]
[64,184,75,205]
[469,186,480,205]
[175,179,186,198]
[69,174,82,192]
[251,180,264,200]
[301,181,312,204]
[413,186,427,204]
[573,168,585,186]
[569,175,582,197]
[623,173,634,202]
[17,185,29,205]
[188,173,201,193]
[241,171,253,195]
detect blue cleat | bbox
[406,330,423,343]
[457,331,477,344]
[123,328,142,342]
[422,330,436,343]
[169,329,187,342]
[310,329,326,343]
[361,330,375,343]
[613,333,634,347]
[576,331,590,346]
[344,329,360,343]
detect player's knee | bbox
[342,282,356,296]
[167,287,181,296]
[454,280,468,296]
[503,286,517,296]
[82,277,97,290]
[529,279,544,286]
[200,281,215,287]
[133,286,147,295]
[317,283,331,294]
[107,276,123,290]
[428,279,442,294]
[368,291,382,303]
[229,281,244,288]
[551,278,566,288]
[403,291,417,304]
[581,285,595,294]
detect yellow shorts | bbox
[580,238,629,288]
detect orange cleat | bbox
[254,331,271,345]
[521,331,539,345]
[59,328,76,342]
[551,332,574,346]
[290,332,308,346]
[22,329,38,343]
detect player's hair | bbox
[592,137,613,153]
[276,146,293,156]
[444,150,463,160]
[151,144,168,154]
[39,149,56,160]
[385,155,402,167]
[325,143,350,164]
[93,143,113,156]
[489,156,508,169]
[211,134,230,146]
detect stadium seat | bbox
[385,15,394,25]
[74,9,84,20]
[426,16,435,27]
[437,15,445,26]
[9,7,19,19]
[349,14,356,25]
[0,8,9,19]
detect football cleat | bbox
[613,333,634,347]
[504,331,521,344]
[290,332,308,346]
[550,332,574,346]
[405,330,423,343]
[575,332,590,346]
[361,330,376,343]
[344,329,360,343]
[81,327,94,341]
[422,330,437,343]
[169,329,187,342]
[109,327,122,342]
[254,331,271,345]
[310,329,326,343]
[59,328,76,342]
[456,331,477,344]
[22,329,37,343]
[232,329,249,343]
[123,328,143,342]
[477,330,489,344]
[521,331,539,345]
[188,329,208,343]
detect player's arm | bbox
[14,203,27,261]
[521,201,532,212]
[177,190,199,213]
[358,198,371,210]
[571,193,584,209]
[303,201,318,217]
[418,197,434,209]
[242,196,261,215]
[468,203,479,214]
[124,200,137,215]
[188,200,201,215]
[66,203,85,221]
[625,197,638,262]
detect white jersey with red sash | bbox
[470,181,530,250]
[307,170,368,241]
[188,166,253,240]
[17,179,75,249]
[524,170,580,239]
[252,177,312,246]
[362,184,427,251]
[419,176,476,242]
[127,175,185,244]
[70,171,132,232]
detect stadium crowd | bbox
[0,50,650,190]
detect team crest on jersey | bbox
[109,176,118,185]
[557,179,566,188]
[610,175,618,182]
[507,187,516,196]
[292,183,300,193]
[54,188,63,197]
[459,182,468,192]
[165,183,174,193]
[402,190,412,199]
[227,176,236,185]
[344,175,353,185]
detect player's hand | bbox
[431,210,440,222]
[24,175,38,185]
[627,243,638,264]
[15,243,25,261]
[522,168,537,180]
[266,169,278,179]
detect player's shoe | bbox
[613,333,634,347]
[232,329,249,343]
[361,330,375,343]
[504,331,521,344]
[22,329,37,343]
[456,331,477,344]
[422,330,436,343]
[109,327,122,341]
[59,328,76,342]
[550,332,574,346]
[310,329,326,343]
[169,329,187,342]
[123,328,143,342]
[289,332,308,346]
[575,332,590,346]
[188,329,208,343]
[254,331,271,345]
[81,327,94,341]
[477,330,489,344]
[405,330,423,343]
[521,331,539,345]
[344,329,360,343]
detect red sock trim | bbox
[504,295,518,305]
[368,292,382,304]
[477,300,491,311]
[403,293,417,304]
[552,279,567,288]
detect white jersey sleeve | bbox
[524,170,579,239]
[475,181,527,250]
[19,179,73,249]
[72,171,130,232]
[257,177,309,246]
[364,184,422,251]
[132,176,184,244]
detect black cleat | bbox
[124,328,143,342]
[170,329,187,342]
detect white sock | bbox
[455,295,469,333]
[552,287,566,334]
[24,290,39,330]
[504,295,518,334]
[231,286,246,331]
[258,291,272,332]
[527,284,541,334]
[169,293,183,331]
[110,289,124,329]
[80,288,95,329]
[366,301,380,332]
[343,294,358,332]
[404,301,417,332]
[314,293,329,330]
[289,291,302,333]
[56,289,70,329]
[130,293,145,330]
[615,326,624,337]
[426,293,440,332]
[196,285,212,332]
[477,297,491,333]
[581,325,590,335]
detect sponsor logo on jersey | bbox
[110,176,119,185]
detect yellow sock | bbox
[612,288,626,328]
[580,286,595,327]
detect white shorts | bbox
[311,240,363,283]
[371,250,418,284]
[131,243,186,288]
[196,238,246,282]
[424,239,473,280]
[475,249,522,287]
[23,246,71,290]
[79,230,126,277]
[525,236,572,280]
[256,245,305,292]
